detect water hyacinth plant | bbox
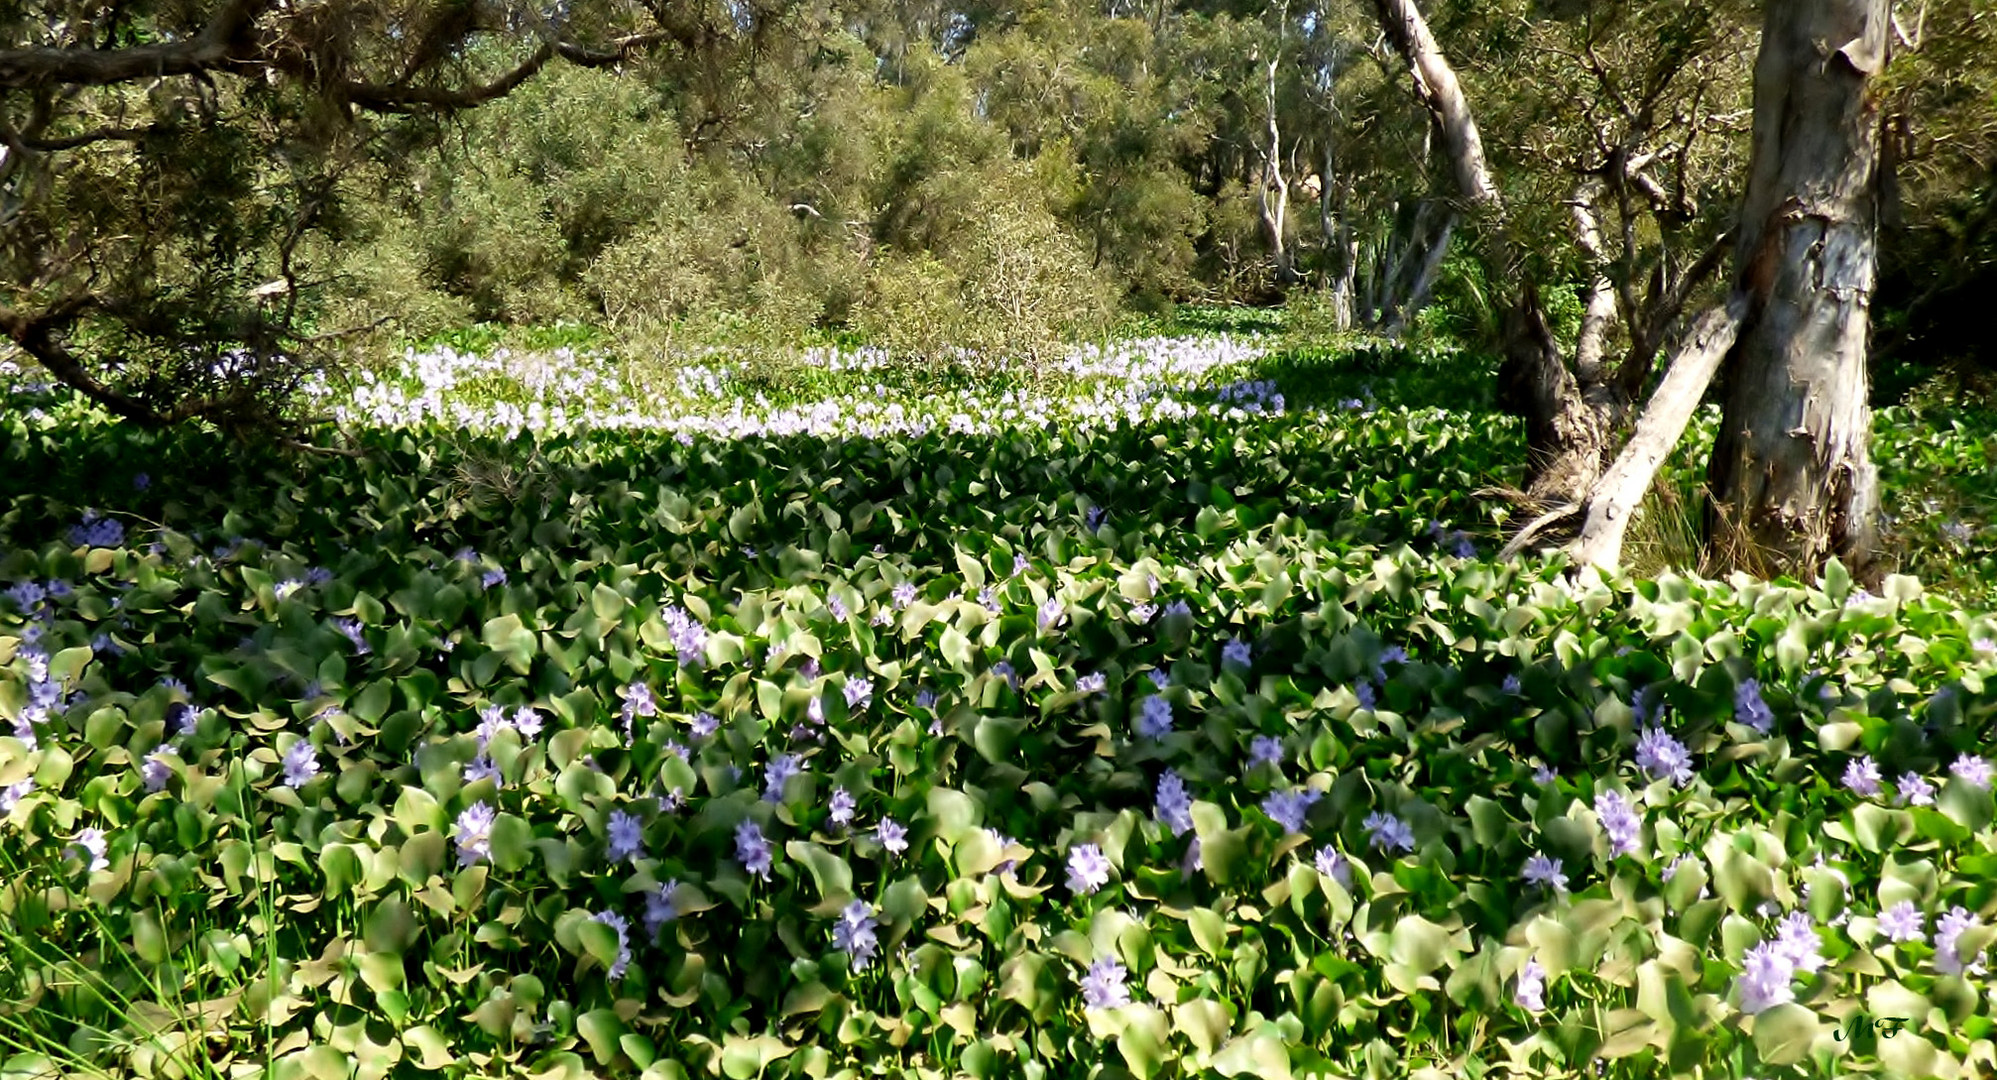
[0,329,1994,1080]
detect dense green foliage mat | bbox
[1,340,1995,1080]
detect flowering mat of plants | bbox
[2,340,1996,1080]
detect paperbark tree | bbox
[1704,0,1888,578]
[1368,0,1745,571]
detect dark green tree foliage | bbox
[0,0,753,436]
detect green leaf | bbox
[482,613,537,675]
[490,813,533,873]
[1387,915,1456,976]
[577,1009,625,1067]
[1751,1003,1819,1066]
[785,841,852,905]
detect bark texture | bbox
[1367,0,1501,213]
[1569,297,1747,569]
[1706,0,1887,578]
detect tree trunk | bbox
[1567,297,1747,569]
[1259,56,1297,287]
[1705,0,1887,579]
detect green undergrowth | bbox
[0,339,1993,1080]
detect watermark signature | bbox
[1832,1015,1913,1041]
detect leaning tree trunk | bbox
[1705,0,1887,579]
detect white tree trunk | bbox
[1706,0,1887,577]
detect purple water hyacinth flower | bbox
[1879,901,1925,944]
[978,586,999,613]
[1897,772,1936,806]
[1038,597,1066,631]
[735,820,773,880]
[806,696,824,725]
[876,817,909,856]
[333,618,370,655]
[1156,770,1194,837]
[1130,602,1157,623]
[133,472,150,490]
[1503,674,1522,695]
[68,512,124,548]
[1249,735,1284,770]
[1313,846,1353,888]
[511,706,543,740]
[915,687,938,709]
[646,880,682,935]
[691,711,720,739]
[1534,764,1557,785]
[5,580,46,610]
[1937,907,1988,975]
[1077,672,1106,694]
[1136,695,1174,739]
[455,802,496,866]
[871,607,893,626]
[1164,599,1190,619]
[1523,854,1568,892]
[1514,959,1547,1012]
[1262,788,1321,835]
[1634,726,1694,786]
[1147,669,1170,690]
[1086,506,1107,531]
[1595,791,1642,857]
[1222,638,1252,669]
[72,827,109,872]
[1842,756,1883,798]
[482,568,507,589]
[1734,679,1774,734]
[1182,836,1203,878]
[1736,941,1796,1014]
[1975,637,1996,656]
[833,900,882,971]
[990,831,1021,875]
[475,705,509,749]
[11,716,37,751]
[992,661,1017,687]
[1067,843,1112,895]
[1363,811,1414,853]
[892,582,916,609]
[827,594,848,621]
[592,910,632,980]
[1354,680,1376,711]
[607,809,645,863]
[764,754,803,803]
[662,603,708,666]
[304,567,333,586]
[660,787,685,813]
[843,677,874,710]
[830,787,857,826]
[274,579,303,600]
[281,741,320,787]
[463,755,502,787]
[1772,912,1825,975]
[1081,956,1131,1010]
[141,748,172,793]
[1663,855,1693,883]
[1951,755,1994,790]
[168,702,198,738]
[0,778,31,813]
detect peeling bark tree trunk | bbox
[1566,297,1747,568]
[1259,56,1297,287]
[1705,0,1887,578]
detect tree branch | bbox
[0,0,268,90]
